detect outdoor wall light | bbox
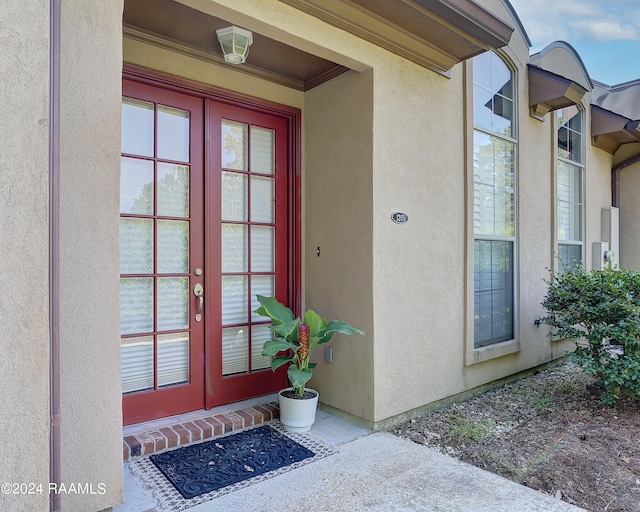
[216,26,253,64]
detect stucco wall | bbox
[0,1,50,511]
[585,140,616,270]
[370,57,469,421]
[369,0,562,422]
[304,70,375,422]
[619,156,640,269]
[531,43,592,91]
[58,0,124,510]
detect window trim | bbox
[464,51,520,365]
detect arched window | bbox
[556,105,584,267]
[472,51,516,348]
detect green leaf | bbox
[270,355,293,371]
[287,366,312,389]
[271,318,301,341]
[255,295,295,325]
[303,309,327,337]
[317,320,365,344]
[262,338,297,357]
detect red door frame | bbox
[122,64,302,422]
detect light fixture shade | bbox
[216,26,253,64]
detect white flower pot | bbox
[278,387,319,433]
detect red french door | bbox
[205,101,289,407]
[120,78,290,425]
[120,80,205,424]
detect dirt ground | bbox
[390,362,640,511]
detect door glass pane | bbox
[222,224,248,272]
[222,276,248,325]
[250,176,274,223]
[222,327,248,375]
[122,98,154,157]
[120,278,154,335]
[120,218,153,274]
[221,172,248,221]
[251,276,274,322]
[157,277,189,331]
[157,333,189,387]
[251,324,273,370]
[157,163,189,217]
[158,105,189,162]
[250,126,275,174]
[120,157,154,215]
[121,336,154,393]
[251,226,274,272]
[157,220,189,273]
[222,120,248,170]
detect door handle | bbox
[193,283,204,322]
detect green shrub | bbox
[541,263,640,404]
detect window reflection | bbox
[473,52,514,137]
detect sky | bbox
[507,0,640,85]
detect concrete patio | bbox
[115,406,585,512]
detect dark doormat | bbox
[151,424,313,499]
[129,422,337,511]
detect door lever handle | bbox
[193,283,204,321]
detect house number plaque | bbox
[391,212,409,224]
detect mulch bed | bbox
[390,362,640,511]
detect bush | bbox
[541,263,640,404]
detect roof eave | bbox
[591,104,640,154]
[527,65,587,120]
[278,0,514,75]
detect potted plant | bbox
[255,295,364,432]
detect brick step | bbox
[122,401,280,461]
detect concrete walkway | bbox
[116,410,585,512]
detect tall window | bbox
[472,51,516,348]
[556,106,584,267]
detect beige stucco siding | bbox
[0,1,50,511]
[304,69,375,422]
[370,59,467,421]
[585,139,616,270]
[619,152,640,269]
[58,0,124,510]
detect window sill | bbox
[465,338,520,366]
